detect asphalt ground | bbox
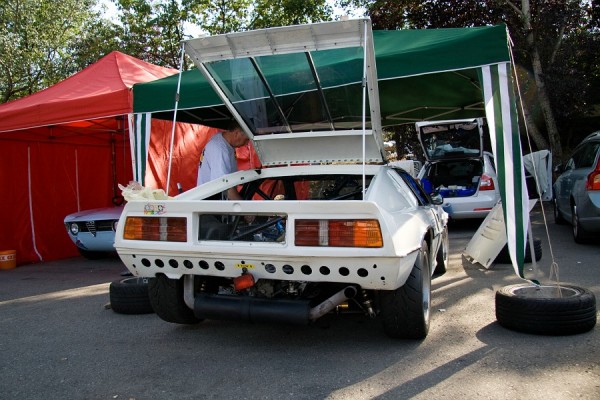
[0,202,598,399]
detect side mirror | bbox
[430,193,443,205]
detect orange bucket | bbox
[0,250,16,270]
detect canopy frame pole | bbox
[248,57,292,133]
[305,52,335,130]
[75,149,80,211]
[361,19,368,200]
[166,43,187,196]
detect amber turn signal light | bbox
[295,219,383,248]
[123,216,187,242]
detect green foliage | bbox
[114,0,190,68]
[250,0,333,29]
[0,0,101,102]
[340,0,600,156]
[184,0,252,35]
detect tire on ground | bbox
[148,274,202,324]
[109,277,154,314]
[495,283,597,335]
[79,248,112,260]
[495,238,542,264]
[379,240,431,339]
[553,197,567,225]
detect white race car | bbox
[115,19,449,339]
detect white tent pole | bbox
[75,149,80,211]
[27,146,43,262]
[361,19,368,199]
[127,114,138,182]
[166,43,186,196]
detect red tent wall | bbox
[0,52,177,265]
[0,123,132,264]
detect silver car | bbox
[553,131,600,243]
[64,206,123,259]
[416,119,501,219]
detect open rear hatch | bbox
[183,19,386,166]
[416,119,486,197]
[417,118,483,161]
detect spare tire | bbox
[495,238,542,264]
[496,283,596,335]
[109,277,154,315]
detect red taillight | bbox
[586,161,600,190]
[295,219,383,248]
[123,216,187,242]
[479,174,495,191]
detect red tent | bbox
[0,51,178,265]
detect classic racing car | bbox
[114,19,448,339]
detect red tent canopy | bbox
[0,51,177,132]
[0,52,178,265]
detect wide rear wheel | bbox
[434,228,449,275]
[380,241,431,339]
[148,275,202,324]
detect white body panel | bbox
[115,165,446,290]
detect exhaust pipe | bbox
[309,286,357,321]
[194,294,311,325]
[192,286,358,325]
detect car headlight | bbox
[69,223,79,235]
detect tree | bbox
[0,0,102,102]
[250,0,333,29]
[114,0,190,68]
[183,0,252,35]
[339,0,600,163]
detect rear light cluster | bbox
[586,160,600,190]
[479,174,495,191]
[123,217,187,242]
[295,219,383,248]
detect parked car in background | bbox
[416,118,501,220]
[553,131,600,242]
[64,206,123,259]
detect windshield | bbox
[420,121,481,159]
[203,47,370,136]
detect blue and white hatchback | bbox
[416,118,501,220]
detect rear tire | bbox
[380,241,431,339]
[496,283,596,335]
[572,204,588,244]
[148,275,202,324]
[109,277,153,315]
[434,228,448,275]
[79,248,112,260]
[553,197,567,225]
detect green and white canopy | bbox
[131,21,529,278]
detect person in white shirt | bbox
[197,123,249,200]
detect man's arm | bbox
[226,187,243,200]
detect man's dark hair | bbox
[225,119,241,131]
